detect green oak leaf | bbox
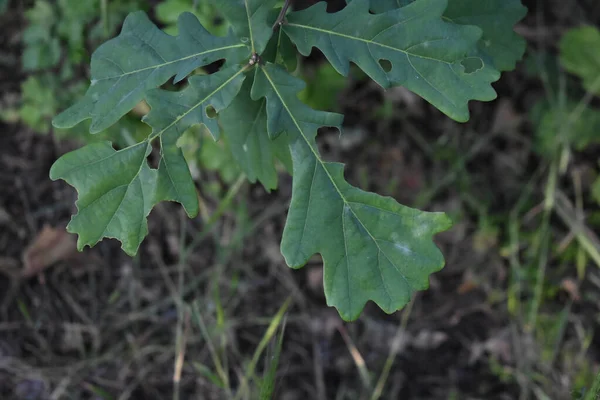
[49,142,156,256]
[145,65,247,217]
[284,0,499,122]
[560,26,600,96]
[143,65,248,141]
[53,11,248,133]
[443,0,527,72]
[263,26,298,73]
[252,63,452,320]
[156,138,200,218]
[208,0,279,54]
[220,77,291,191]
[216,26,297,190]
[350,0,527,71]
[51,66,247,255]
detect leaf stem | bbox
[273,0,292,31]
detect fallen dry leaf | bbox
[22,225,77,278]
[560,278,581,302]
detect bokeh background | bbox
[1,0,600,399]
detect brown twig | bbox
[273,0,292,31]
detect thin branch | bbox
[273,0,292,31]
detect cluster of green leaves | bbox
[50,0,526,320]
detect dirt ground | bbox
[1,0,600,399]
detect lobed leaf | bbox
[51,66,247,255]
[49,142,156,256]
[48,1,528,320]
[284,0,499,122]
[252,63,452,320]
[215,26,298,191]
[52,11,248,133]
[350,0,527,71]
[143,65,248,141]
[442,0,527,72]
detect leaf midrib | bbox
[74,143,149,246]
[149,66,247,140]
[94,44,246,82]
[53,142,147,180]
[244,0,256,52]
[284,22,455,65]
[260,66,399,275]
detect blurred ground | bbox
[2,0,600,399]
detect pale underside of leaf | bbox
[52,11,248,133]
[252,63,451,320]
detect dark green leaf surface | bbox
[51,66,247,255]
[53,11,248,133]
[220,78,291,191]
[47,0,527,320]
[284,0,499,122]
[443,0,527,72]
[50,142,156,256]
[209,0,279,54]
[143,65,247,141]
[349,0,527,71]
[252,63,451,320]
[263,28,298,72]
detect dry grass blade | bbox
[233,297,291,400]
[191,302,232,396]
[554,190,600,269]
[338,325,371,391]
[370,297,415,400]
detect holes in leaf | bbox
[205,105,217,119]
[461,57,484,74]
[379,59,392,72]
[213,16,224,27]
